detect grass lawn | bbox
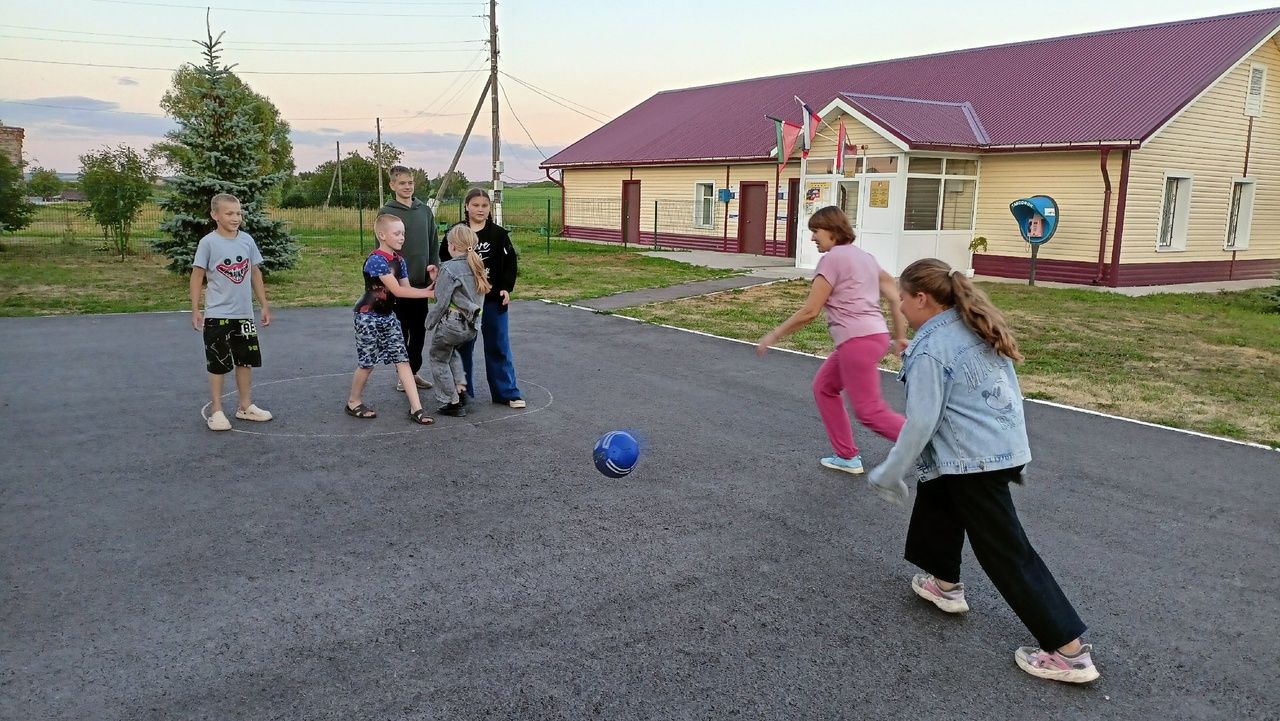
[0,233,735,316]
[620,280,1280,448]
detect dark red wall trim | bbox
[974,254,1280,286]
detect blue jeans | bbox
[458,299,521,402]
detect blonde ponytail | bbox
[446,225,492,295]
[899,259,1023,362]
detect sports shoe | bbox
[395,379,405,392]
[911,573,969,613]
[413,374,433,389]
[1015,644,1100,684]
[207,410,232,431]
[437,401,466,417]
[234,404,273,422]
[820,455,863,475]
[508,398,526,409]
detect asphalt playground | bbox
[1,302,1276,720]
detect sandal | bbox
[345,402,377,419]
[408,408,435,425]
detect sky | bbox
[2,0,1276,184]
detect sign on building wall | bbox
[803,180,832,215]
[869,180,890,209]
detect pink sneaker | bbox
[911,573,969,613]
[1015,644,1100,683]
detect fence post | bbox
[653,200,659,250]
[358,198,365,252]
[545,198,551,255]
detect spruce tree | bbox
[153,23,297,273]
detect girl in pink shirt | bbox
[756,206,907,475]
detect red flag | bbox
[778,120,802,171]
[834,120,848,174]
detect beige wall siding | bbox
[563,164,803,248]
[974,152,1119,262]
[562,168,629,230]
[1126,35,1280,263]
[805,112,902,172]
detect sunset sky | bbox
[1,0,1273,184]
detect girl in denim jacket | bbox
[424,226,491,418]
[868,258,1099,685]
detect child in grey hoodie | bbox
[424,225,490,417]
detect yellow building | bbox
[543,9,1280,286]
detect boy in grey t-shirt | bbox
[190,194,274,431]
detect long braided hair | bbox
[899,258,1023,362]
[445,225,492,296]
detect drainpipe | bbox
[723,165,731,250]
[1093,148,1113,285]
[1106,149,1132,287]
[545,168,564,235]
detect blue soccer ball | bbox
[593,430,640,478]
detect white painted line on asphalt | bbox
[545,300,1280,454]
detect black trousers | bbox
[394,297,429,375]
[905,466,1087,651]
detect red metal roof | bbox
[842,94,990,147]
[543,8,1280,167]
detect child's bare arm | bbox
[251,265,271,326]
[380,273,434,299]
[189,267,206,330]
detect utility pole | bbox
[489,0,502,224]
[376,117,384,208]
[435,76,492,207]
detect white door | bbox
[857,175,899,273]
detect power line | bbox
[91,0,484,17]
[0,57,489,76]
[0,98,469,122]
[0,23,484,46]
[499,70,608,119]
[0,34,481,53]
[498,79,546,159]
[500,74,608,125]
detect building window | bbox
[1157,173,1193,251]
[838,180,860,227]
[864,156,899,174]
[1245,64,1267,117]
[1225,178,1255,250]
[941,178,977,230]
[693,182,715,228]
[904,156,978,231]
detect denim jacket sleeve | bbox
[868,352,948,488]
[424,266,457,330]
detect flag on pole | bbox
[796,97,821,158]
[834,120,848,175]
[769,116,803,171]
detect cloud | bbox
[0,96,174,140]
[116,77,140,86]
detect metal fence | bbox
[0,193,563,258]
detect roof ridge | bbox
[655,7,1280,97]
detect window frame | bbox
[1156,171,1194,252]
[1245,63,1267,118]
[1223,177,1256,251]
[902,156,979,232]
[692,181,716,229]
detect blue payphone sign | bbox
[1009,195,1059,245]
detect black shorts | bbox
[203,317,262,374]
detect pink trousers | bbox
[812,332,905,459]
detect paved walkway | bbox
[575,251,811,311]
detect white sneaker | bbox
[207,410,232,431]
[413,374,433,389]
[508,398,526,409]
[235,404,273,422]
[395,379,405,392]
